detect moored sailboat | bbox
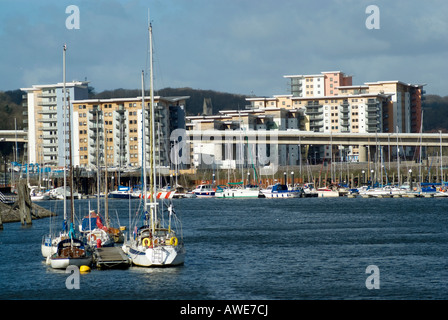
[122,21,185,267]
[48,44,92,269]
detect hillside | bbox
[422,95,448,133]
[92,87,249,116]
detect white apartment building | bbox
[21,81,89,167]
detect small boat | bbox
[317,187,340,198]
[108,186,139,199]
[302,183,318,197]
[30,187,51,201]
[50,238,92,269]
[260,183,302,198]
[192,184,215,197]
[215,183,264,198]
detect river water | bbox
[0,197,447,302]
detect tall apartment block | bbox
[71,96,188,170]
[21,81,89,167]
[246,71,425,162]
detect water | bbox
[0,197,447,300]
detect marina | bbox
[0,197,447,300]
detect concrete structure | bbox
[21,81,89,166]
[72,95,188,169]
[186,107,305,169]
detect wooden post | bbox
[17,180,32,226]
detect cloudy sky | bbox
[0,0,447,96]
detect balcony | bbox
[305,107,323,115]
[309,121,324,128]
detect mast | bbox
[68,73,75,226]
[397,126,400,186]
[104,128,109,228]
[149,19,157,234]
[63,44,67,225]
[141,70,147,215]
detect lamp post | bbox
[370,169,374,187]
[291,171,294,187]
[362,170,365,186]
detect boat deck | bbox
[93,246,130,269]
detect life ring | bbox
[142,238,151,247]
[89,233,97,241]
[169,237,178,246]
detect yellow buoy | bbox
[80,265,91,273]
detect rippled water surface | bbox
[0,197,447,300]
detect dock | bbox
[93,246,130,269]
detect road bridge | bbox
[187,130,448,147]
[0,130,27,143]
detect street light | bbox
[371,169,374,187]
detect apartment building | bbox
[186,107,305,168]
[364,80,425,134]
[21,81,90,166]
[284,71,353,97]
[72,96,188,169]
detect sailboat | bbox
[216,114,263,198]
[49,44,92,269]
[122,21,185,267]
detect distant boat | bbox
[108,186,139,199]
[317,187,339,198]
[260,183,302,198]
[192,184,215,197]
[302,183,318,197]
[216,182,264,198]
[30,187,50,201]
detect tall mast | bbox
[63,44,67,224]
[68,76,75,224]
[104,128,109,228]
[141,70,147,212]
[149,17,157,234]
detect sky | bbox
[0,0,447,97]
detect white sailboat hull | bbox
[216,188,262,198]
[317,190,340,197]
[123,244,186,267]
[261,191,301,198]
[41,234,66,258]
[50,256,93,269]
